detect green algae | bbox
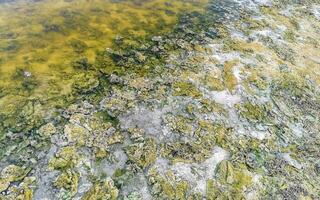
[222,60,238,92]
[69,39,88,54]
[235,16,269,36]
[202,75,225,91]
[273,72,311,98]
[64,124,90,147]
[166,114,194,136]
[0,0,209,135]
[148,167,192,200]
[82,178,119,200]
[223,40,253,54]
[0,176,35,200]
[54,169,79,197]
[112,168,134,189]
[94,111,119,127]
[239,102,271,123]
[49,146,79,170]
[72,73,100,93]
[283,30,296,42]
[38,122,56,138]
[0,0,319,199]
[125,138,157,169]
[199,99,228,116]
[215,161,252,199]
[206,179,218,200]
[173,81,202,98]
[0,165,31,195]
[243,69,268,92]
[160,122,227,163]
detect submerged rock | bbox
[0,0,319,199]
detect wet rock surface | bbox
[0,0,320,199]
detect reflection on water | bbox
[0,0,207,121]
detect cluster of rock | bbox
[0,0,319,199]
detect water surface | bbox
[0,0,207,105]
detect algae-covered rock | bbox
[175,180,189,199]
[215,161,252,198]
[107,131,124,145]
[165,114,193,135]
[125,138,157,169]
[202,74,225,91]
[0,176,35,199]
[222,60,238,91]
[123,192,142,200]
[82,178,119,200]
[217,160,235,184]
[64,124,90,146]
[244,69,268,91]
[38,123,56,138]
[199,99,227,116]
[65,113,121,150]
[0,178,10,192]
[54,169,79,197]
[1,165,30,183]
[147,167,191,200]
[0,165,30,193]
[160,141,213,163]
[0,0,319,199]
[101,87,136,116]
[49,146,79,170]
[160,123,227,163]
[206,179,220,200]
[72,73,99,93]
[173,81,202,98]
[239,102,270,123]
[127,127,144,141]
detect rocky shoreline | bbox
[0,0,319,199]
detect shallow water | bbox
[0,0,207,103]
[0,0,319,199]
